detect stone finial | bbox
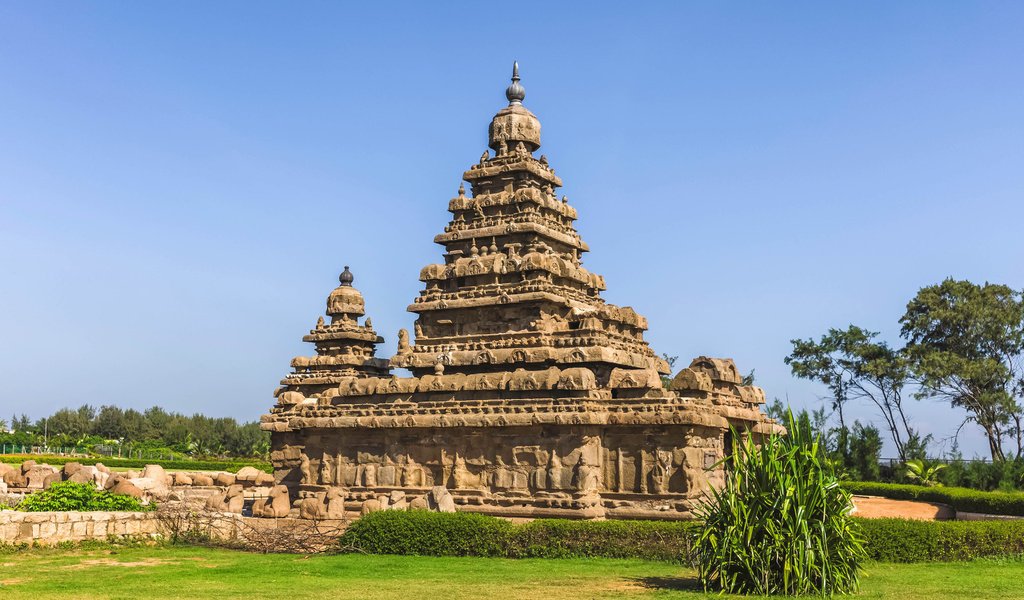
[506,61,525,105]
[339,265,354,286]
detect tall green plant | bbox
[695,413,866,596]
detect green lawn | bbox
[1,546,1022,599]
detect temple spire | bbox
[505,61,525,106]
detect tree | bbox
[900,279,1024,461]
[786,326,922,462]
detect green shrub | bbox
[339,511,699,562]
[695,416,866,596]
[842,481,1024,517]
[510,519,698,562]
[857,518,1024,562]
[340,511,514,557]
[16,481,151,512]
[338,509,1024,565]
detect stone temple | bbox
[261,64,779,520]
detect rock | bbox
[429,486,456,513]
[142,464,169,485]
[255,472,276,486]
[235,466,262,484]
[67,470,95,484]
[26,466,58,489]
[409,496,428,510]
[0,480,7,494]
[94,462,111,474]
[21,460,36,473]
[192,473,214,487]
[62,462,83,477]
[173,472,193,486]
[214,472,236,487]
[0,463,13,478]
[125,470,140,479]
[129,477,170,500]
[103,474,121,490]
[42,472,60,489]
[110,479,144,498]
[360,499,381,516]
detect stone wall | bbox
[1,510,162,545]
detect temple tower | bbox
[263,65,780,520]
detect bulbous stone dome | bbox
[326,266,365,317]
[488,62,541,152]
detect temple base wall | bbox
[271,423,730,520]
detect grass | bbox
[0,545,1022,599]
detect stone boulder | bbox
[110,478,144,499]
[213,472,236,487]
[26,465,59,489]
[255,472,276,486]
[235,466,262,485]
[95,463,111,474]
[409,496,428,511]
[142,464,170,486]
[21,460,36,473]
[172,472,193,486]
[62,462,84,477]
[191,473,214,487]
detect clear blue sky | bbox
[1,3,1021,457]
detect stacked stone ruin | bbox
[261,64,781,520]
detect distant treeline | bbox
[2,405,269,459]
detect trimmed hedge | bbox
[339,511,699,562]
[0,455,271,473]
[858,518,1024,562]
[338,510,1024,564]
[843,481,1024,517]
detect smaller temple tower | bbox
[276,266,390,403]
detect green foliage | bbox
[842,481,1024,516]
[695,414,866,596]
[787,325,920,462]
[339,510,700,562]
[900,279,1024,462]
[857,518,1024,562]
[0,455,270,473]
[904,459,948,486]
[1,403,270,459]
[15,481,151,512]
[940,458,1024,491]
[339,506,1024,568]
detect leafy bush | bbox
[695,417,866,596]
[857,518,1024,562]
[16,481,151,512]
[842,481,1024,517]
[339,511,699,562]
[0,455,270,473]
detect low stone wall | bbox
[0,509,344,548]
[1,510,163,545]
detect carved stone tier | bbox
[262,65,781,521]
